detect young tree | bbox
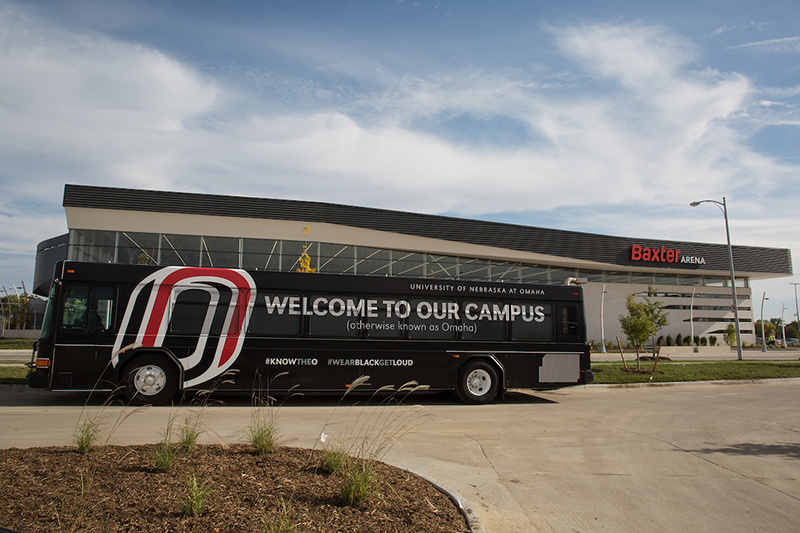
[618,286,670,368]
[754,320,776,341]
[1,294,33,330]
[787,321,799,340]
[723,323,737,348]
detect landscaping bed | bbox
[0,444,468,533]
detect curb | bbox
[585,377,800,389]
[392,466,485,533]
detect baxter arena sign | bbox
[630,244,706,265]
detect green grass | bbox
[339,457,377,506]
[0,338,36,350]
[261,496,301,533]
[245,419,277,455]
[322,446,349,474]
[591,361,800,384]
[73,418,100,454]
[0,365,28,384]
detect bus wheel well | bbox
[455,357,502,404]
[119,351,181,406]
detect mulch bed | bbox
[0,444,468,533]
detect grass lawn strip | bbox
[591,360,800,384]
[0,339,36,350]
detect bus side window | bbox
[365,297,403,339]
[407,299,457,340]
[88,286,116,331]
[248,292,301,336]
[560,305,579,337]
[511,303,553,341]
[169,289,212,334]
[461,300,506,341]
[308,295,360,338]
[61,285,115,331]
[61,285,90,329]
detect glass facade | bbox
[67,229,750,287]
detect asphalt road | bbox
[2,381,798,533]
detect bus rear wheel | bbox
[121,353,179,406]
[456,360,500,404]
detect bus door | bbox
[52,283,117,389]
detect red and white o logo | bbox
[112,267,256,389]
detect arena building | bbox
[34,184,794,348]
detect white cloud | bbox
[727,35,800,52]
[761,84,800,98]
[711,25,733,37]
[552,24,698,87]
[0,4,219,196]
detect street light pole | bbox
[761,292,768,352]
[10,284,20,330]
[781,303,786,348]
[690,197,743,360]
[690,287,697,353]
[1,287,11,330]
[792,283,800,345]
[600,284,608,353]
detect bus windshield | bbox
[39,284,56,340]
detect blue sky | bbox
[1,0,799,321]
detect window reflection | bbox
[68,229,750,289]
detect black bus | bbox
[28,261,593,404]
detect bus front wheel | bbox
[121,353,179,406]
[456,360,500,404]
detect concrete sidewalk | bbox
[0,350,31,362]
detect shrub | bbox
[178,413,204,452]
[710,336,717,346]
[182,473,212,517]
[322,446,349,474]
[675,333,683,346]
[262,497,300,533]
[314,376,429,507]
[339,458,377,506]
[74,418,99,454]
[665,335,673,346]
[154,414,178,472]
[154,442,177,472]
[246,421,277,456]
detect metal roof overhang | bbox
[61,184,793,281]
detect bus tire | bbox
[121,353,179,406]
[456,360,500,404]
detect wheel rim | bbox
[133,364,167,396]
[466,368,491,396]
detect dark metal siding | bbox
[63,184,793,276]
[33,233,69,295]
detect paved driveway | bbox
[2,382,798,532]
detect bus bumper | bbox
[27,368,49,388]
[581,369,594,384]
